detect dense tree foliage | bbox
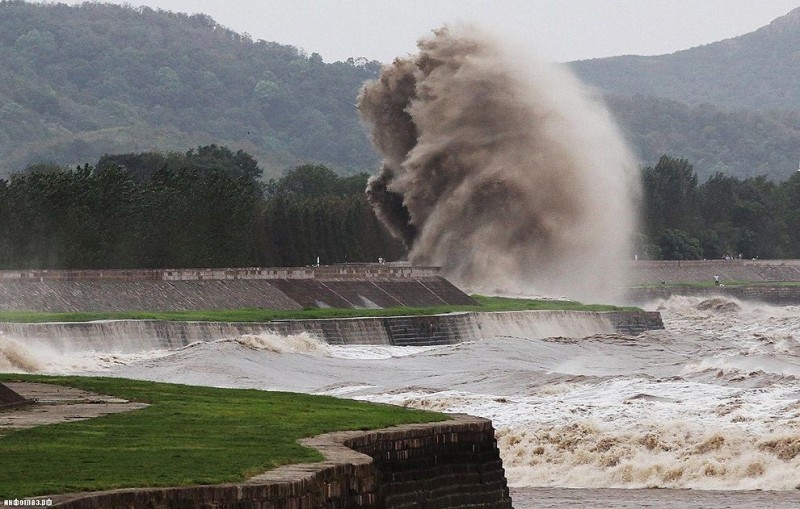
[0,1,381,177]
[97,144,263,190]
[0,147,796,268]
[0,147,404,269]
[639,155,800,260]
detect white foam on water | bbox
[498,422,800,490]
[315,383,379,396]
[328,344,441,360]
[355,377,800,489]
[0,335,43,373]
[2,294,798,491]
[0,331,177,374]
[231,332,332,356]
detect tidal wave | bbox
[1,295,798,491]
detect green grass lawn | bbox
[0,375,446,498]
[0,295,638,323]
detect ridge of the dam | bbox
[0,264,666,346]
[0,265,477,313]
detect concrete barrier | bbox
[628,259,800,285]
[45,414,512,509]
[0,310,664,352]
[0,382,31,409]
[626,285,800,305]
[0,266,478,312]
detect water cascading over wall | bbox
[0,310,663,370]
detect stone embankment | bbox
[626,259,800,304]
[46,414,512,509]
[0,265,477,313]
[627,285,800,305]
[628,259,800,285]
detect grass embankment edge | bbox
[0,374,447,498]
[0,295,640,323]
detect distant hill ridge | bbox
[0,1,381,177]
[569,7,800,181]
[1,2,798,181]
[570,7,800,112]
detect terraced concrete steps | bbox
[0,266,479,313]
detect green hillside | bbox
[571,8,800,112]
[2,1,799,183]
[606,95,800,182]
[0,1,381,178]
[571,7,800,181]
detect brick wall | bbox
[45,415,512,509]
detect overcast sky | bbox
[46,1,800,63]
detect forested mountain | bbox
[572,8,800,112]
[607,95,800,181]
[570,7,800,182]
[3,1,799,184]
[0,0,381,178]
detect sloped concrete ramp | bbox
[0,265,478,313]
[0,382,31,409]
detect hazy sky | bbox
[46,1,800,63]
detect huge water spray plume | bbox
[357,26,641,303]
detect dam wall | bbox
[0,310,664,353]
[48,414,513,509]
[0,266,477,312]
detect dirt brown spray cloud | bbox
[357,26,640,303]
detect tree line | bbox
[0,148,797,269]
[640,155,800,260]
[0,145,404,270]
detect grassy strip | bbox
[0,375,446,498]
[0,295,638,323]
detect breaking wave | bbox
[2,294,798,491]
[357,25,640,303]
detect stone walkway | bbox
[0,382,148,432]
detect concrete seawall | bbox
[0,310,664,351]
[0,266,478,312]
[626,285,800,305]
[625,260,800,304]
[47,414,512,509]
[628,259,800,285]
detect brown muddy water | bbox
[2,295,798,497]
[511,487,800,508]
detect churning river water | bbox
[2,295,799,508]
